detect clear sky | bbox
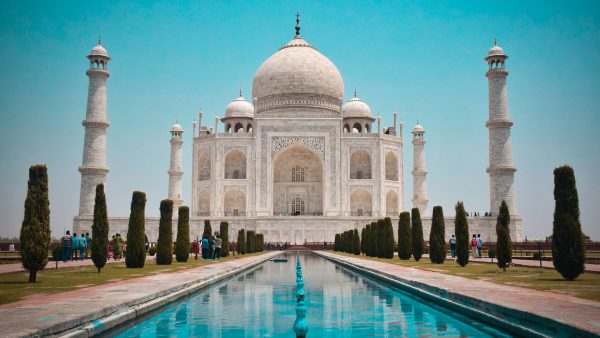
[1,0,598,240]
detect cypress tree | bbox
[156,199,173,265]
[91,184,109,273]
[372,220,380,257]
[334,234,340,251]
[397,212,412,260]
[429,206,446,264]
[360,227,366,255]
[495,200,512,271]
[219,221,230,257]
[246,230,255,254]
[552,165,585,281]
[454,201,470,267]
[369,222,377,257]
[175,206,190,262]
[411,208,424,262]
[384,217,395,258]
[258,233,264,252]
[126,191,147,268]
[238,229,246,254]
[353,229,360,255]
[20,165,51,283]
[203,220,212,238]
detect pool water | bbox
[106,252,513,337]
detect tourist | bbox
[201,236,209,259]
[209,235,215,259]
[114,233,123,261]
[8,243,15,252]
[85,232,91,258]
[471,234,478,258]
[71,233,79,260]
[79,233,87,260]
[477,234,484,257]
[109,235,115,260]
[61,230,72,262]
[214,234,222,260]
[449,235,456,258]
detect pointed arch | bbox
[350,189,372,216]
[385,151,399,181]
[224,189,246,216]
[224,150,246,179]
[350,150,372,179]
[198,151,211,181]
[386,190,399,216]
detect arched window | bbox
[352,123,362,133]
[350,150,372,179]
[197,190,210,216]
[365,123,371,133]
[350,189,372,216]
[234,122,244,133]
[246,124,253,133]
[291,197,305,215]
[343,123,350,133]
[292,165,304,182]
[386,190,399,216]
[224,150,246,179]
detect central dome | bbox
[252,37,344,113]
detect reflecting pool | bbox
[106,252,512,337]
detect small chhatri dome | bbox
[224,90,254,119]
[89,38,109,58]
[487,38,505,57]
[413,122,424,132]
[341,92,372,118]
[171,121,183,132]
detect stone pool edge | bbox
[56,252,281,338]
[315,251,598,338]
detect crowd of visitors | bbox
[60,230,92,262]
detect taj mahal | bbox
[73,18,523,243]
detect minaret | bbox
[411,123,429,216]
[78,39,111,217]
[168,122,184,210]
[485,40,517,215]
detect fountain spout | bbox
[293,255,308,337]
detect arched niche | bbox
[224,150,246,179]
[224,189,246,216]
[272,144,323,216]
[385,151,399,181]
[350,189,372,216]
[350,150,372,179]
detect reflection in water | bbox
[108,252,511,337]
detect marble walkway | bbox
[0,251,280,338]
[317,251,600,337]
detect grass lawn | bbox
[332,251,600,302]
[0,252,264,306]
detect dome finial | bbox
[98,36,102,45]
[494,37,497,46]
[239,87,243,97]
[295,12,301,38]
[353,88,357,98]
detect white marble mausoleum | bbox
[73,20,523,243]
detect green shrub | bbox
[488,248,496,259]
[92,184,109,273]
[552,165,585,281]
[334,233,340,251]
[495,200,512,271]
[20,165,51,283]
[383,217,395,259]
[238,229,246,255]
[411,209,424,262]
[454,201,470,267]
[397,212,412,260]
[175,206,190,262]
[148,245,157,256]
[220,221,230,257]
[51,243,62,268]
[156,199,173,265]
[429,206,446,264]
[125,191,147,268]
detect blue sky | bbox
[0,0,598,240]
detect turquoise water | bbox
[107,252,512,337]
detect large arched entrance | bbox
[224,189,246,216]
[273,145,323,216]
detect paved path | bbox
[418,254,600,273]
[0,255,157,274]
[0,251,280,338]
[318,251,600,337]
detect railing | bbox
[273,212,324,216]
[196,212,211,216]
[224,212,247,217]
[349,212,372,216]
